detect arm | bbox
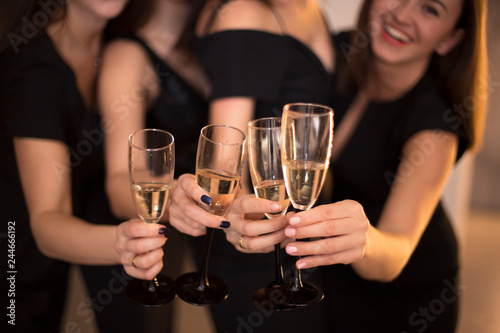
[14,138,167,278]
[199,1,285,193]
[283,130,459,282]
[209,98,255,194]
[14,137,118,264]
[98,40,158,220]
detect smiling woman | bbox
[281,0,488,331]
[172,0,488,331]
[348,0,488,150]
[370,0,465,71]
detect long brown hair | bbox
[347,0,488,151]
[104,0,154,41]
[0,0,66,54]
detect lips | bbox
[382,23,412,44]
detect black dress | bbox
[194,29,334,332]
[0,33,97,332]
[78,35,208,333]
[128,35,208,178]
[321,32,469,332]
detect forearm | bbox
[351,225,412,282]
[106,174,138,220]
[31,211,120,265]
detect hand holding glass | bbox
[127,128,176,307]
[247,117,292,310]
[281,103,334,307]
[175,124,246,306]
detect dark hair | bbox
[347,0,488,151]
[0,0,66,54]
[104,0,154,41]
[176,0,208,51]
[0,0,153,55]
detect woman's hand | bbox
[115,219,169,280]
[284,200,370,269]
[169,174,288,252]
[168,174,231,236]
[223,193,289,253]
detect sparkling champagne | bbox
[131,182,171,223]
[196,168,240,216]
[254,179,290,218]
[283,160,327,210]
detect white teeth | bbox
[384,24,411,42]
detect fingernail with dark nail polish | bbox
[201,195,212,205]
[219,221,230,229]
[159,227,170,235]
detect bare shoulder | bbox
[98,38,158,108]
[198,0,279,35]
[101,38,150,70]
[402,130,458,180]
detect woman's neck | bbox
[365,57,430,101]
[138,0,191,52]
[137,0,211,99]
[65,5,106,55]
[46,5,108,108]
[48,5,106,63]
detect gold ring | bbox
[131,255,139,269]
[238,235,245,249]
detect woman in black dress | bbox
[0,1,166,331]
[277,0,487,331]
[168,1,335,332]
[173,0,488,331]
[94,1,209,330]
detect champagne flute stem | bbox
[148,278,158,292]
[290,208,304,291]
[274,244,284,284]
[290,256,304,291]
[198,227,215,290]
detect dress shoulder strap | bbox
[203,0,233,34]
[268,4,288,35]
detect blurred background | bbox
[62,1,500,332]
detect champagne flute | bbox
[281,103,334,307]
[247,117,292,310]
[126,128,176,307]
[175,124,246,306]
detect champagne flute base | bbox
[252,287,295,312]
[126,275,176,307]
[175,272,228,306]
[282,281,324,307]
